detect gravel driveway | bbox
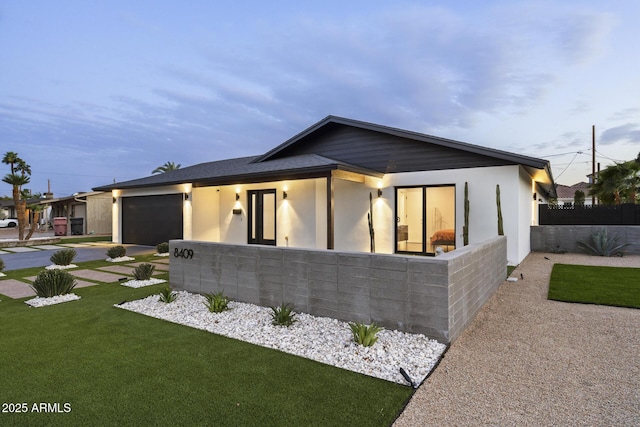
[394,252,640,426]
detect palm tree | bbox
[152,161,181,174]
[589,160,640,205]
[2,172,30,240]
[2,151,19,174]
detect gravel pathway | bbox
[394,252,640,426]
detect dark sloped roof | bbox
[556,182,590,199]
[94,154,382,191]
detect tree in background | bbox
[573,190,585,207]
[2,152,31,240]
[152,161,181,174]
[589,159,640,205]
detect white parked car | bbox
[0,218,18,228]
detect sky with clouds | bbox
[1,0,638,197]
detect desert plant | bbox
[106,245,127,259]
[133,263,155,281]
[577,228,629,257]
[270,302,298,327]
[158,287,177,303]
[204,291,230,313]
[50,248,77,266]
[31,269,77,298]
[0,257,5,272]
[349,322,383,347]
[156,242,169,254]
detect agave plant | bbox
[270,302,298,327]
[577,228,629,257]
[204,291,230,313]
[106,245,127,259]
[158,287,177,303]
[133,263,156,281]
[156,242,169,254]
[50,248,77,266]
[349,321,383,347]
[31,269,77,298]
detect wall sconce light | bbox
[235,193,240,201]
[184,193,189,201]
[377,188,383,197]
[283,190,288,200]
[112,197,116,204]
[532,192,537,201]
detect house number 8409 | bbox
[174,248,194,259]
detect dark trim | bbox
[247,189,276,246]
[327,174,334,249]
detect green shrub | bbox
[31,270,77,298]
[133,263,155,281]
[270,302,298,327]
[156,242,169,254]
[107,245,127,259]
[204,291,230,313]
[349,322,383,347]
[50,249,77,266]
[159,287,177,303]
[0,257,5,272]
[577,228,629,257]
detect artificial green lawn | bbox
[548,263,640,308]
[0,259,413,426]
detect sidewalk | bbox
[394,252,640,426]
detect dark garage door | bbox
[122,194,183,246]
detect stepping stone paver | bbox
[30,245,66,250]
[152,257,170,264]
[97,265,136,275]
[71,269,128,283]
[2,246,40,253]
[0,279,36,298]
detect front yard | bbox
[0,256,413,426]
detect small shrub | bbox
[156,242,169,254]
[0,257,5,272]
[133,263,155,281]
[31,270,77,298]
[204,291,230,313]
[577,228,629,257]
[107,245,127,259]
[158,287,177,303]
[50,249,77,266]
[270,302,298,327]
[349,322,383,347]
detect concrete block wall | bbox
[531,225,640,255]
[169,236,507,343]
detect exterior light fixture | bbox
[283,190,288,199]
[377,188,383,197]
[184,193,189,201]
[235,193,240,201]
[533,192,537,201]
[112,197,116,204]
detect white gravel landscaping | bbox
[106,256,135,262]
[45,264,78,270]
[117,290,447,386]
[25,293,81,307]
[121,278,167,288]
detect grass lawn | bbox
[548,263,640,308]
[0,259,413,426]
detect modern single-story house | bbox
[95,116,555,265]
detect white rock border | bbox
[117,291,447,386]
[121,278,167,288]
[25,293,81,307]
[45,264,78,270]
[106,256,135,263]
[154,252,170,257]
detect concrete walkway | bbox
[394,252,640,426]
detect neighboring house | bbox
[40,191,113,235]
[555,182,592,206]
[94,116,555,265]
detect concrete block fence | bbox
[169,236,507,343]
[531,225,640,255]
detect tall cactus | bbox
[463,182,469,246]
[496,184,504,236]
[368,192,375,253]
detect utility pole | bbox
[592,125,596,205]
